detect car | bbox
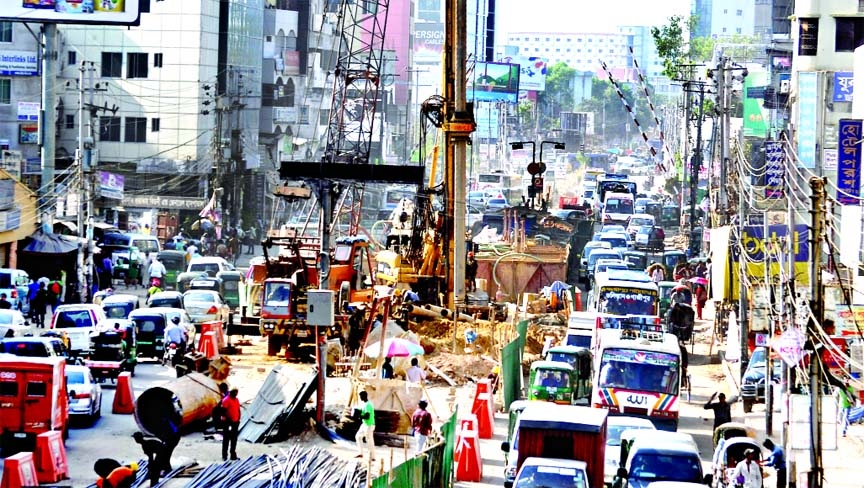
[182,290,230,328]
[147,291,184,309]
[580,241,612,281]
[512,457,589,488]
[0,309,28,337]
[468,190,487,207]
[626,214,656,239]
[597,232,630,252]
[585,249,623,284]
[634,197,653,214]
[741,347,781,413]
[605,416,657,485]
[593,259,630,276]
[601,224,627,234]
[50,304,109,354]
[635,226,665,251]
[485,197,509,211]
[0,336,72,361]
[0,268,31,313]
[65,364,103,422]
[186,256,235,277]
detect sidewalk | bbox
[722,349,864,488]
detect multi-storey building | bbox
[691,0,755,38]
[0,21,42,184]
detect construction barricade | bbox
[34,430,68,483]
[0,451,39,488]
[197,331,219,359]
[454,426,482,482]
[113,371,135,414]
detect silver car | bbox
[65,364,103,422]
[182,290,230,328]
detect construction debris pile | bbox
[179,448,367,488]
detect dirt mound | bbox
[425,352,495,384]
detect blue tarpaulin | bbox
[21,231,78,254]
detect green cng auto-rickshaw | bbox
[528,360,574,405]
[544,345,593,405]
[129,309,168,360]
[216,270,244,311]
[157,250,187,290]
[177,272,208,293]
[658,281,679,318]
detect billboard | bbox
[0,0,140,25]
[0,52,38,76]
[467,62,520,103]
[414,22,444,63]
[837,119,862,205]
[797,72,818,169]
[742,72,768,138]
[98,171,124,200]
[499,56,547,91]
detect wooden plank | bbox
[426,363,457,387]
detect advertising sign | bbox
[17,102,39,121]
[98,171,123,200]
[823,148,838,170]
[499,56,547,91]
[474,106,500,139]
[834,71,854,102]
[413,22,444,62]
[121,195,206,210]
[837,119,863,205]
[797,72,818,169]
[0,0,140,25]
[19,124,38,144]
[467,62,520,103]
[0,51,38,76]
[0,150,22,180]
[743,72,768,138]
[724,224,810,299]
[764,141,784,198]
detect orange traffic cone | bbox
[112,372,135,414]
[1,452,39,488]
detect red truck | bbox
[0,355,69,454]
[502,403,607,488]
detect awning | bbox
[21,231,78,254]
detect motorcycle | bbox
[162,342,179,366]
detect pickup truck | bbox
[502,403,607,488]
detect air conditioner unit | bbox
[779,79,790,94]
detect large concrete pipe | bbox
[414,304,475,323]
[134,372,221,440]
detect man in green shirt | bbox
[355,391,376,459]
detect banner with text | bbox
[837,119,862,205]
[764,141,784,198]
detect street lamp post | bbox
[509,140,565,210]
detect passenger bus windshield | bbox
[605,199,633,214]
[598,348,679,395]
[599,286,657,315]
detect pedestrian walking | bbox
[411,399,433,454]
[211,382,230,433]
[221,387,241,460]
[732,448,763,488]
[381,357,394,379]
[838,380,857,437]
[703,392,734,429]
[246,227,258,254]
[406,357,427,385]
[695,284,708,320]
[32,282,48,328]
[761,438,786,488]
[355,390,376,459]
[465,251,478,292]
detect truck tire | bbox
[267,335,282,357]
[338,281,351,312]
[743,399,753,413]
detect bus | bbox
[589,271,658,316]
[597,174,638,202]
[601,192,635,225]
[593,323,682,431]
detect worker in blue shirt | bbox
[761,438,786,488]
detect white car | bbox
[626,214,656,239]
[467,205,483,229]
[604,416,656,484]
[51,304,109,354]
[182,290,230,328]
[186,256,235,277]
[66,364,103,422]
[468,190,487,207]
[513,457,589,488]
[0,309,28,337]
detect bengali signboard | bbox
[764,141,784,198]
[121,195,207,210]
[797,72,818,169]
[0,51,38,76]
[0,0,141,25]
[467,62,520,103]
[837,119,862,205]
[98,171,123,200]
[17,102,39,121]
[834,71,854,102]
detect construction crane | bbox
[278,0,423,423]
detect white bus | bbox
[589,270,658,316]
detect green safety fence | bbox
[502,319,529,411]
[372,409,457,487]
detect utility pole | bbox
[40,24,58,223]
[76,61,97,304]
[690,84,705,256]
[738,143,750,378]
[717,57,730,225]
[808,176,825,488]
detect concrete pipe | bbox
[134,372,221,440]
[420,304,475,323]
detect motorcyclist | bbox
[163,316,187,367]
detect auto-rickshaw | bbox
[544,345,593,404]
[187,276,221,293]
[622,250,648,271]
[661,204,681,227]
[177,271,209,293]
[528,360,574,405]
[101,294,139,320]
[129,309,168,360]
[216,270,244,310]
[658,281,678,318]
[713,437,763,488]
[157,250,187,290]
[644,201,662,221]
[86,320,137,381]
[712,422,757,447]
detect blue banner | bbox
[732,224,810,263]
[834,71,854,102]
[797,72,818,169]
[764,141,784,198]
[837,119,863,205]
